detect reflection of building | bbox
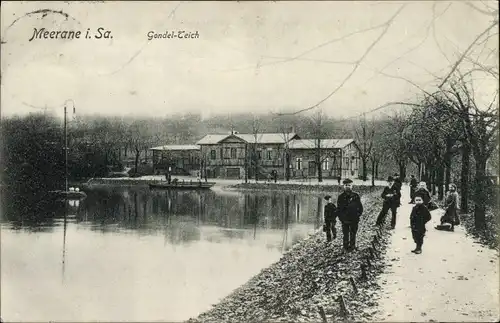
[288,139,360,179]
[196,131,300,179]
[150,145,201,175]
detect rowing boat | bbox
[149,181,216,190]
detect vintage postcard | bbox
[1,1,498,322]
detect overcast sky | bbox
[1,1,498,119]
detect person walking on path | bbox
[337,178,364,252]
[376,176,401,229]
[323,195,337,242]
[409,193,432,254]
[437,183,460,231]
[409,175,418,204]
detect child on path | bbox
[409,193,432,254]
[323,195,337,242]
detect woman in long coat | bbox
[440,183,459,231]
[414,182,431,207]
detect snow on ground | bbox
[374,185,499,322]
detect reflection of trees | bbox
[281,195,290,252]
[4,186,322,244]
[163,218,201,245]
[0,190,61,231]
[315,197,322,231]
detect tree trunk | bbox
[473,156,487,230]
[362,157,367,181]
[398,161,406,180]
[134,148,140,174]
[317,159,322,183]
[431,170,437,196]
[285,151,290,181]
[417,162,422,181]
[371,158,375,187]
[375,161,379,178]
[445,162,452,192]
[438,165,445,200]
[460,143,470,212]
[254,150,258,183]
[316,141,322,183]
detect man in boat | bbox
[337,178,364,252]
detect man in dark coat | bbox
[337,178,364,252]
[323,195,337,242]
[410,192,432,254]
[409,175,418,204]
[376,176,402,229]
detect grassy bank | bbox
[460,207,499,251]
[84,178,160,187]
[227,183,383,195]
[188,189,391,323]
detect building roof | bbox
[288,139,355,150]
[196,133,298,145]
[149,144,200,151]
[195,134,232,145]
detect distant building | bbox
[196,131,300,179]
[288,139,360,179]
[150,145,201,175]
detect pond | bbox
[0,186,331,322]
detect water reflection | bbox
[1,187,328,321]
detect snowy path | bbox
[374,185,499,322]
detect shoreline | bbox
[83,177,385,192]
[187,189,391,322]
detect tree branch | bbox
[276,4,407,116]
[438,19,499,88]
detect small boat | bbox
[149,181,216,190]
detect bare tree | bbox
[443,75,498,228]
[353,114,375,181]
[128,120,154,175]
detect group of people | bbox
[323,178,364,252]
[323,174,461,255]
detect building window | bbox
[231,148,237,159]
[322,159,329,171]
[296,158,302,170]
[210,150,216,160]
[344,157,349,169]
[224,148,230,159]
[267,150,272,160]
[257,150,262,159]
[220,148,223,159]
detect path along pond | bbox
[1,185,342,322]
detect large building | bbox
[288,139,360,179]
[196,131,300,179]
[150,133,361,180]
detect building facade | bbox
[196,132,300,179]
[288,139,360,179]
[150,145,201,175]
